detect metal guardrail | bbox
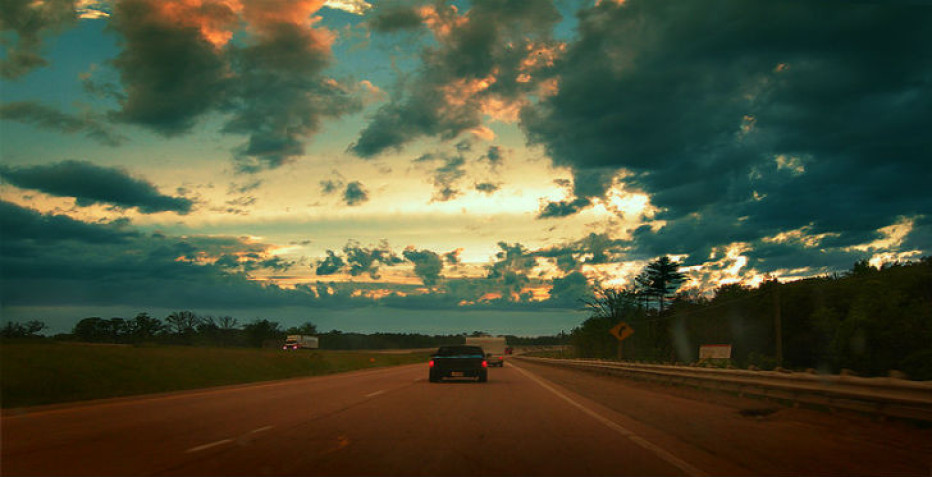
[514,356,932,423]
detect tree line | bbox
[571,256,932,380]
[1,313,561,350]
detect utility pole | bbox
[773,284,783,367]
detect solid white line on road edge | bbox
[249,426,274,434]
[365,390,386,398]
[185,439,233,453]
[511,364,707,477]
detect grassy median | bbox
[0,341,431,408]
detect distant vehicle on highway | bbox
[465,336,507,367]
[429,345,488,382]
[283,335,318,350]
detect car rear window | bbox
[435,345,484,356]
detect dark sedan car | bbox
[429,345,488,382]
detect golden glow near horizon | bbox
[846,217,923,268]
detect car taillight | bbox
[482,360,488,368]
[429,360,435,367]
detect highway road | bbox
[2,358,929,475]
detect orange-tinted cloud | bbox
[151,0,242,48]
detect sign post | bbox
[609,322,634,360]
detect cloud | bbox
[538,198,591,219]
[0,101,124,146]
[429,154,465,201]
[519,0,932,268]
[107,0,232,136]
[402,247,443,286]
[0,201,593,313]
[0,199,138,245]
[367,2,423,33]
[547,271,590,306]
[102,0,364,171]
[474,182,499,195]
[324,0,371,16]
[485,242,539,301]
[0,0,77,79]
[320,178,344,195]
[536,233,628,273]
[0,201,311,309]
[314,240,403,279]
[343,181,369,206]
[481,145,504,168]
[349,0,563,157]
[224,7,365,172]
[0,160,194,214]
[315,250,345,275]
[444,248,462,265]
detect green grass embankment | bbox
[0,341,430,408]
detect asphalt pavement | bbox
[2,359,929,475]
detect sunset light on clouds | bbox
[2,0,930,334]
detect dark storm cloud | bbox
[103,0,364,172]
[367,2,424,33]
[107,0,230,136]
[314,240,404,279]
[538,198,590,219]
[520,0,932,263]
[547,271,590,306]
[0,0,76,79]
[315,250,345,275]
[0,101,125,146]
[343,181,369,206]
[536,233,628,272]
[402,247,443,286]
[484,242,538,301]
[224,23,364,173]
[0,200,138,245]
[0,160,193,214]
[350,0,562,157]
[0,201,313,308]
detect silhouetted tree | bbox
[217,315,239,330]
[242,319,284,347]
[581,287,641,321]
[633,271,653,308]
[1,320,47,338]
[847,258,875,276]
[73,317,110,342]
[713,283,753,302]
[129,313,164,342]
[165,311,200,335]
[573,287,645,359]
[109,318,130,343]
[285,322,318,335]
[643,256,687,314]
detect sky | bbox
[2,0,930,335]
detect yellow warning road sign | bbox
[609,321,634,341]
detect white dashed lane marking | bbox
[185,439,233,454]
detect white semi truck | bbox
[283,335,319,350]
[465,336,507,367]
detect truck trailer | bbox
[283,335,319,350]
[464,336,507,367]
